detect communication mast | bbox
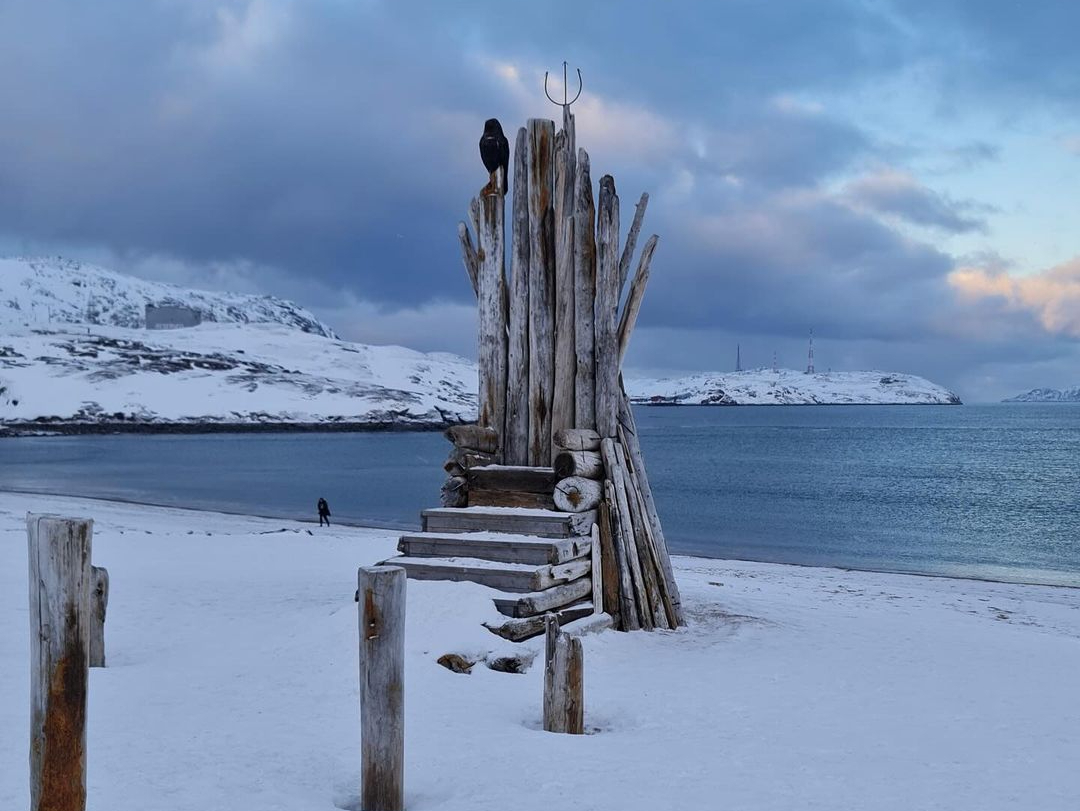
[806,329,815,374]
[735,343,742,372]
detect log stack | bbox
[446,111,683,632]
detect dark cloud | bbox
[843,170,988,233]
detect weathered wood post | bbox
[358,565,406,811]
[28,514,93,811]
[475,167,508,454]
[527,118,556,465]
[542,615,584,734]
[89,565,109,668]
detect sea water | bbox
[2,404,1078,586]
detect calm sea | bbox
[2,404,1078,586]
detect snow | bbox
[3,491,1078,810]
[627,367,962,405]
[1003,386,1080,402]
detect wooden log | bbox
[553,449,604,480]
[594,175,620,438]
[553,476,603,513]
[476,168,508,457]
[457,221,479,297]
[444,424,499,454]
[573,148,597,430]
[468,489,554,510]
[616,441,668,629]
[624,446,677,628]
[544,617,584,734]
[505,126,531,466]
[590,523,603,614]
[28,514,92,811]
[357,565,406,811]
[617,392,684,625]
[551,145,576,454]
[89,565,109,668]
[602,438,649,630]
[553,427,602,452]
[440,476,468,508]
[616,233,659,366]
[484,601,593,642]
[443,447,497,473]
[618,192,649,292]
[597,499,622,630]
[527,118,556,466]
[492,576,592,618]
[467,465,556,494]
[422,506,596,538]
[602,478,639,631]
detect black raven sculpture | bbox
[479,118,509,195]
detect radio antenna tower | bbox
[735,343,742,372]
[806,329,815,374]
[772,351,778,373]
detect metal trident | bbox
[544,61,583,112]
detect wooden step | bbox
[467,465,556,493]
[483,602,596,642]
[397,532,590,566]
[491,576,593,618]
[382,554,591,593]
[422,506,597,538]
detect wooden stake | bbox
[456,221,479,297]
[616,441,668,629]
[616,234,658,366]
[543,616,584,734]
[28,514,92,811]
[476,168,507,456]
[573,148,598,430]
[89,565,109,668]
[527,119,556,465]
[605,440,652,630]
[552,141,576,452]
[590,523,603,614]
[505,126,531,465]
[358,566,406,811]
[597,499,622,630]
[594,175,620,438]
[602,474,640,631]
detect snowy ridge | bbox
[626,368,962,406]
[1003,387,1080,403]
[0,256,337,337]
[0,323,477,431]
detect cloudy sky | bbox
[1,0,1079,401]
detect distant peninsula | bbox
[1002,387,1080,403]
[626,369,962,406]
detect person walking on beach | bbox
[317,497,331,527]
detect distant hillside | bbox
[626,368,962,406]
[1003,387,1080,403]
[0,256,336,337]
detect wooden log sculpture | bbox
[456,110,684,631]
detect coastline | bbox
[0,419,460,438]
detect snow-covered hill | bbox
[1003,387,1080,403]
[0,323,477,432]
[626,368,962,406]
[0,256,336,337]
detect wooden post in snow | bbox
[543,615,584,734]
[505,127,531,465]
[527,119,556,465]
[475,169,507,456]
[89,565,109,668]
[358,565,406,811]
[28,514,93,811]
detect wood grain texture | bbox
[553,449,604,480]
[573,148,598,430]
[505,126,531,465]
[616,234,659,366]
[553,427,601,452]
[618,192,649,292]
[476,168,508,457]
[444,424,499,454]
[457,221,479,297]
[594,175,620,438]
[89,565,109,668]
[553,476,603,513]
[552,144,576,452]
[544,618,584,734]
[527,119,556,465]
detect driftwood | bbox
[476,168,507,451]
[553,427,601,452]
[492,576,592,618]
[594,175,620,438]
[597,499,622,630]
[505,126,531,465]
[603,478,639,631]
[618,192,650,291]
[552,144,576,453]
[440,476,468,508]
[616,234,659,365]
[443,448,497,473]
[573,148,597,430]
[456,221,479,297]
[543,616,584,734]
[590,523,603,614]
[485,602,593,642]
[553,476,603,513]
[469,489,554,511]
[468,465,556,494]
[444,424,499,454]
[28,514,92,811]
[358,566,405,811]
[527,118,555,465]
[608,441,651,630]
[89,565,109,668]
[616,441,668,629]
[554,449,604,480]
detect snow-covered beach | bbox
[2,491,1077,811]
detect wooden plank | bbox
[554,449,604,479]
[28,514,92,811]
[544,618,584,734]
[398,532,589,566]
[618,192,649,292]
[590,523,603,614]
[476,168,508,457]
[594,174,620,438]
[444,424,499,454]
[527,118,556,466]
[573,148,597,430]
[468,489,555,510]
[552,145,576,453]
[357,566,405,811]
[597,499,621,629]
[421,507,595,538]
[505,126,531,466]
[483,601,594,641]
[491,576,593,617]
[457,221,479,297]
[89,565,109,668]
[385,555,589,593]
[443,448,496,473]
[553,476,603,513]
[616,234,658,366]
[467,465,556,494]
[553,427,601,452]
